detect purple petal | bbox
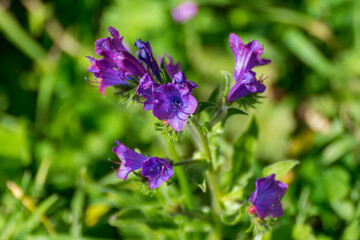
[141,157,174,189]
[136,74,160,111]
[114,51,146,77]
[159,54,181,79]
[152,83,197,131]
[172,71,198,95]
[167,113,187,131]
[112,141,147,180]
[135,39,161,81]
[95,27,128,57]
[181,94,198,114]
[248,174,288,219]
[227,33,271,102]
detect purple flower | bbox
[227,33,271,103]
[112,141,173,189]
[172,71,198,95]
[171,1,198,23]
[141,157,174,189]
[152,83,197,131]
[135,39,162,81]
[136,73,160,111]
[112,141,147,180]
[248,174,288,219]
[87,27,146,95]
[158,54,181,79]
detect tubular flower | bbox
[227,33,271,103]
[112,141,173,189]
[135,39,162,81]
[248,174,288,219]
[87,27,146,95]
[158,54,181,79]
[152,83,197,131]
[141,157,174,189]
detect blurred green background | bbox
[0,0,359,239]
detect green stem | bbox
[188,118,223,239]
[168,140,195,210]
[207,104,227,128]
[173,160,198,167]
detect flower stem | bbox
[188,118,223,239]
[172,160,198,167]
[167,140,195,210]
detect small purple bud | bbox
[135,39,162,81]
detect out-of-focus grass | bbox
[0,0,359,239]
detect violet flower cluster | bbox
[86,28,290,220]
[248,174,288,219]
[112,141,173,189]
[87,27,198,132]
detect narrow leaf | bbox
[194,102,217,115]
[263,159,300,179]
[185,160,209,192]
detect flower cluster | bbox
[112,141,173,189]
[227,33,271,103]
[87,27,198,132]
[248,174,288,219]
[86,28,290,224]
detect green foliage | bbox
[1,0,359,239]
[229,117,258,190]
[263,160,300,179]
[185,160,209,192]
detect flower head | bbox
[152,83,197,131]
[141,157,174,189]
[248,174,288,219]
[171,1,198,23]
[112,141,173,189]
[227,33,271,103]
[87,27,146,95]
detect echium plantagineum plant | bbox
[86,27,298,238]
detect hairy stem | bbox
[168,140,195,210]
[188,118,223,239]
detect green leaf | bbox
[221,203,246,225]
[263,160,300,179]
[185,160,209,192]
[222,107,248,124]
[229,117,258,188]
[321,135,357,166]
[221,71,232,97]
[160,57,172,83]
[194,101,217,115]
